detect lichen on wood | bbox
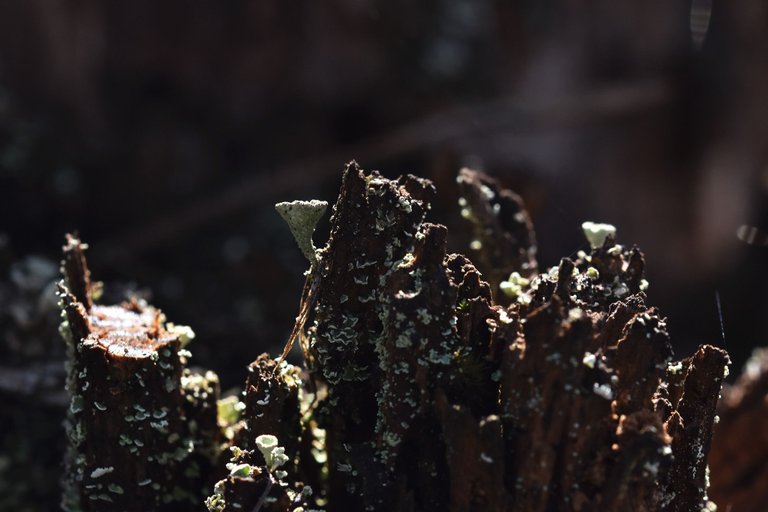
[58,235,221,511]
[206,356,317,511]
[255,161,730,511]
[456,167,537,299]
[57,162,733,512]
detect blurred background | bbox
[1,1,767,509]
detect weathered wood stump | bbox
[241,161,730,511]
[58,163,733,512]
[456,167,538,299]
[59,235,220,511]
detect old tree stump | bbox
[60,162,730,511]
[59,236,220,511]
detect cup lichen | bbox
[275,200,328,265]
[581,221,617,249]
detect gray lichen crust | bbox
[275,200,329,264]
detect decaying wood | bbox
[255,162,729,511]
[58,164,733,511]
[59,235,220,511]
[207,355,315,511]
[708,348,768,511]
[237,354,303,457]
[456,167,538,297]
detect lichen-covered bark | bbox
[494,233,728,512]
[662,345,729,511]
[206,354,321,511]
[237,354,303,458]
[294,162,729,511]
[456,168,537,298]
[306,163,439,510]
[59,235,220,511]
[57,164,732,512]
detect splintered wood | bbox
[59,163,731,512]
[290,162,728,511]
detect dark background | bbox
[1,0,768,427]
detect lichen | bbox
[166,323,196,347]
[500,271,531,304]
[275,200,329,265]
[581,221,617,249]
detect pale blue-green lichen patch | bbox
[90,466,114,479]
[581,221,617,249]
[275,199,329,264]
